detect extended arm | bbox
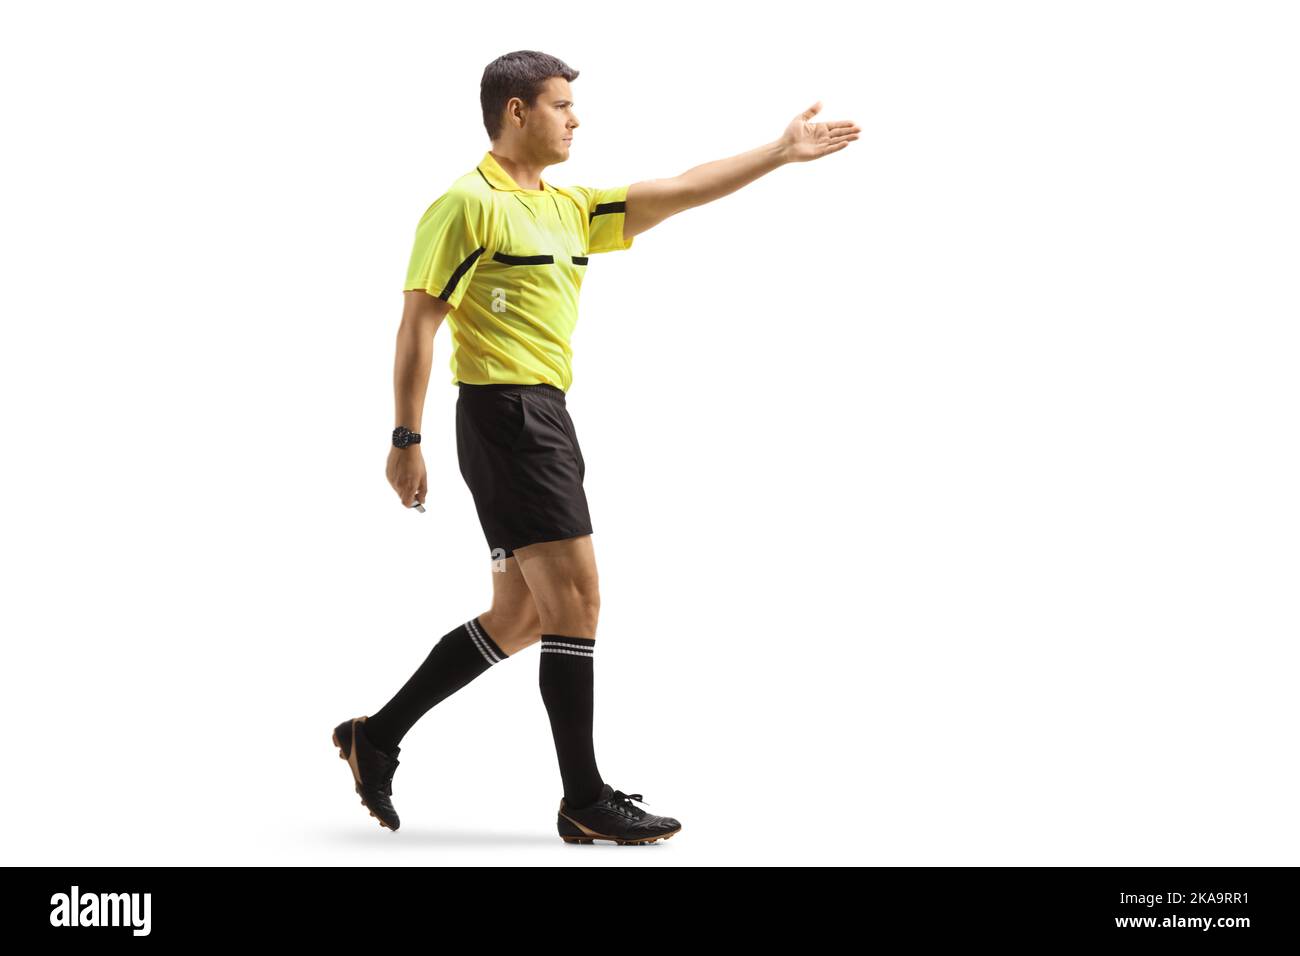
[623,101,860,240]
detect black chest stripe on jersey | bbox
[493,252,556,265]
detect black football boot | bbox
[557,783,682,845]
[332,715,401,831]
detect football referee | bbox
[333,50,859,845]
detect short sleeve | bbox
[570,184,634,254]
[403,188,490,309]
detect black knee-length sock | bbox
[538,634,604,809]
[363,617,509,753]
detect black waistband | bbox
[458,382,566,399]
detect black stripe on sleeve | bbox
[437,246,487,301]
[589,200,626,222]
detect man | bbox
[333,50,859,845]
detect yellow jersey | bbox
[403,150,634,392]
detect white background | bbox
[2,0,1296,866]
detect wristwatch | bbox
[392,425,421,448]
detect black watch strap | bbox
[392,425,422,448]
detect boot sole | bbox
[332,721,398,832]
[558,812,681,845]
[559,831,679,845]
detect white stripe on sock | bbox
[466,618,502,664]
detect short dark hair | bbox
[480,51,579,141]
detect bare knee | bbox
[534,581,600,637]
[478,604,542,656]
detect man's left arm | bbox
[623,101,860,240]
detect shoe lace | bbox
[375,753,400,796]
[611,790,648,819]
[358,721,401,796]
[381,763,398,796]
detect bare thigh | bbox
[512,534,600,638]
[476,555,543,656]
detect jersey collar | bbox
[476,150,556,194]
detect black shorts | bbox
[455,382,592,559]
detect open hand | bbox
[779,101,860,163]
